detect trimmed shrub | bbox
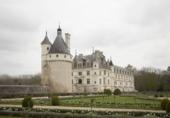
[161,99,169,110]
[22,96,33,108]
[166,101,170,113]
[104,89,112,96]
[113,89,121,95]
[160,94,164,97]
[51,96,59,106]
[154,94,158,97]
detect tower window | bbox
[47,47,49,50]
[56,54,59,57]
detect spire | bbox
[41,31,51,45]
[57,25,62,32]
[46,31,47,36]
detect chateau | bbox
[72,51,135,93]
[41,26,135,93]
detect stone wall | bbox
[0,85,48,97]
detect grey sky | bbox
[0,0,170,75]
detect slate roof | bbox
[49,27,70,54]
[41,32,51,45]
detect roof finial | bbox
[45,30,47,36]
[57,22,62,32]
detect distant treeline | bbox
[0,74,41,85]
[134,71,170,91]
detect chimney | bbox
[65,33,71,53]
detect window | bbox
[94,72,96,75]
[99,71,101,75]
[78,72,82,76]
[104,70,106,75]
[47,47,49,50]
[108,79,109,84]
[64,55,66,58]
[78,79,82,84]
[56,54,59,57]
[99,79,102,84]
[87,79,90,84]
[94,81,96,84]
[49,55,51,58]
[103,78,105,84]
[87,71,90,75]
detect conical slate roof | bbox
[41,32,51,45]
[49,27,69,54]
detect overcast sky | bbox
[0,0,170,75]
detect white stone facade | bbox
[72,50,135,93]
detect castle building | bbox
[72,50,135,93]
[41,26,135,93]
[41,26,72,93]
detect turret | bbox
[65,33,71,53]
[41,32,51,55]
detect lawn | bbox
[59,95,160,109]
[0,95,161,110]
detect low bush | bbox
[166,101,170,113]
[113,89,121,95]
[51,96,59,106]
[22,96,33,108]
[159,94,164,97]
[154,94,158,97]
[161,99,169,110]
[104,89,112,96]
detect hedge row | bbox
[0,107,169,118]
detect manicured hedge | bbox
[51,96,59,106]
[22,96,33,108]
[166,101,170,113]
[0,107,169,118]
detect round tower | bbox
[41,26,73,93]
